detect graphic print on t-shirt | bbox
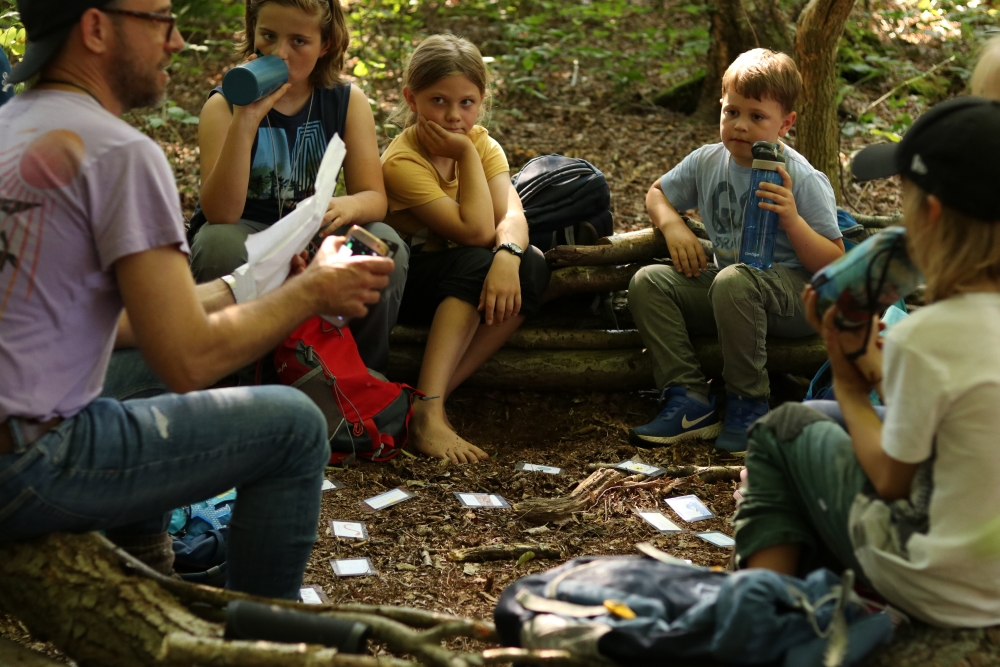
[708,179,748,267]
[0,133,74,322]
[248,120,327,203]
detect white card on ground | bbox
[322,477,345,492]
[516,462,563,475]
[615,460,666,478]
[299,585,330,604]
[666,495,715,522]
[363,487,414,511]
[331,557,376,577]
[330,520,369,540]
[697,532,735,548]
[455,492,511,508]
[637,510,683,533]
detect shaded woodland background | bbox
[0,0,998,665]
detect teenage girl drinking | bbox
[733,98,1000,627]
[191,0,407,372]
[381,35,550,463]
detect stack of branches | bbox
[515,466,743,526]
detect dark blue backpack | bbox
[495,554,893,666]
[168,489,235,585]
[512,154,614,251]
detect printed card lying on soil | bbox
[696,532,736,548]
[515,462,563,475]
[615,460,666,478]
[330,557,377,577]
[299,585,330,604]
[635,509,683,533]
[363,487,415,511]
[321,477,345,492]
[454,492,511,508]
[665,495,715,522]
[330,520,369,540]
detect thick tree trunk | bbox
[695,0,792,120]
[387,336,828,391]
[391,326,643,350]
[542,264,643,302]
[794,0,857,204]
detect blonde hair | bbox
[238,0,349,89]
[971,37,1000,101]
[387,34,492,129]
[721,48,802,114]
[903,180,1000,302]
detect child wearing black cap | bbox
[732,97,1000,627]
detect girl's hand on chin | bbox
[416,116,472,160]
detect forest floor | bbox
[0,0,983,661]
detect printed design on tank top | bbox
[709,179,748,266]
[248,119,327,203]
[0,131,78,323]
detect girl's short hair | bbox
[971,36,1000,101]
[238,0,350,89]
[904,180,1000,302]
[387,34,493,128]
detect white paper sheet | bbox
[299,587,323,604]
[333,558,374,576]
[666,495,715,522]
[365,487,411,510]
[236,134,346,300]
[332,521,367,538]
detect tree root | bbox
[514,469,624,525]
[448,544,562,563]
[587,463,744,484]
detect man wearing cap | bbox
[732,97,1000,627]
[0,0,394,600]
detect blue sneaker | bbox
[628,387,722,447]
[715,393,770,452]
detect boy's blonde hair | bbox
[238,0,349,89]
[387,34,492,128]
[904,181,1000,302]
[971,36,1000,101]
[721,48,801,114]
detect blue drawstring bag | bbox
[168,489,236,586]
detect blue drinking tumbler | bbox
[222,55,289,106]
[738,141,786,269]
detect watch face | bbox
[507,243,523,255]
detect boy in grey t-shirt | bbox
[628,49,844,452]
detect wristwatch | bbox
[494,242,524,259]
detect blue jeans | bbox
[0,384,329,599]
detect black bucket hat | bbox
[851,96,1000,222]
[8,0,110,84]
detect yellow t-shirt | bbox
[381,124,509,250]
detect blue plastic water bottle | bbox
[222,55,289,106]
[738,141,785,269]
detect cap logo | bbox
[911,154,929,175]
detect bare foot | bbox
[412,412,489,464]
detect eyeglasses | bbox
[99,8,177,41]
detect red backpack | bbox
[274,317,419,464]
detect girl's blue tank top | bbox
[192,83,350,230]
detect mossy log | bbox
[545,221,711,268]
[543,264,643,302]
[387,335,828,390]
[652,70,706,114]
[391,325,642,350]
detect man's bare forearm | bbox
[115,279,236,350]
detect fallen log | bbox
[387,335,828,391]
[850,212,903,229]
[448,544,562,562]
[0,533,525,667]
[545,224,712,268]
[390,325,642,350]
[542,264,642,301]
[0,638,68,667]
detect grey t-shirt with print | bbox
[659,142,840,271]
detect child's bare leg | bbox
[745,544,801,575]
[445,314,525,398]
[412,297,490,463]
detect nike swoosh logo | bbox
[681,413,713,428]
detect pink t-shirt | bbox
[0,91,188,421]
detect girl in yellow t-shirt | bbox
[381,35,550,463]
